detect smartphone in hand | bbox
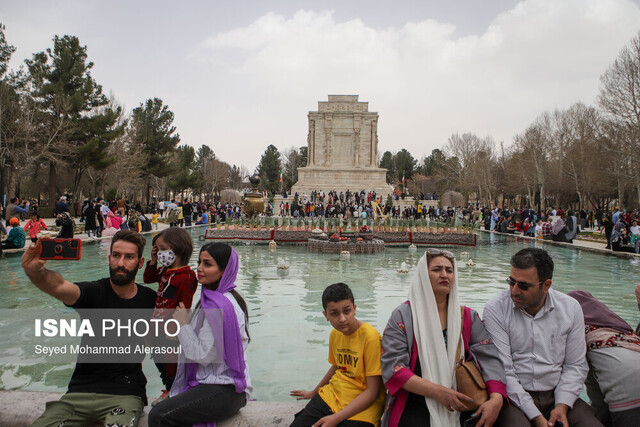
[40,238,82,260]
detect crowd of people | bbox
[484,206,640,254]
[278,189,442,220]
[17,219,640,427]
[2,190,640,259]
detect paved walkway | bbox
[0,217,195,256]
[482,227,640,259]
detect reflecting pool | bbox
[1,230,639,402]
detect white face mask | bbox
[157,249,176,268]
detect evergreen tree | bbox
[379,151,395,183]
[168,144,198,198]
[196,144,214,163]
[0,23,16,203]
[0,23,15,78]
[420,148,447,176]
[228,165,244,190]
[394,149,417,184]
[257,144,281,194]
[25,35,121,201]
[193,144,215,196]
[131,97,180,204]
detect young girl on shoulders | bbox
[148,242,252,426]
[143,227,198,402]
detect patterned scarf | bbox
[585,326,640,353]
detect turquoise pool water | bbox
[1,230,639,402]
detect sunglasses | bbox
[426,248,455,258]
[506,277,544,291]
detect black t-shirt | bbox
[66,278,156,402]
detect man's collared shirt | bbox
[483,288,588,420]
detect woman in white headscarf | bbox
[380,249,506,427]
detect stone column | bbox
[324,113,332,167]
[307,119,315,166]
[370,118,378,167]
[353,113,361,167]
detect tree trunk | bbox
[6,166,15,199]
[0,159,5,206]
[100,171,106,199]
[146,178,151,207]
[617,177,624,209]
[49,162,57,207]
[577,191,582,210]
[72,169,82,204]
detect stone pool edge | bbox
[479,229,640,259]
[0,390,305,426]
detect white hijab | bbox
[408,251,462,426]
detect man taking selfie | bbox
[21,230,156,427]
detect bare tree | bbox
[202,156,230,202]
[442,133,495,204]
[598,31,640,207]
[474,141,498,207]
[282,146,305,189]
[560,103,608,209]
[510,113,555,209]
[598,120,633,208]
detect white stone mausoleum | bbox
[291,95,392,197]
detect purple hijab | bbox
[568,290,633,333]
[181,247,247,426]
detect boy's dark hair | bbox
[510,248,554,282]
[153,227,193,265]
[111,230,146,258]
[322,283,354,310]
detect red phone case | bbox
[39,238,82,260]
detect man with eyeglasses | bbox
[483,248,602,427]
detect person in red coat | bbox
[143,227,197,403]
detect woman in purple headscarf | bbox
[149,243,252,427]
[568,290,640,427]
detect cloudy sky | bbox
[3,0,640,171]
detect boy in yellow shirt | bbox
[290,283,386,427]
